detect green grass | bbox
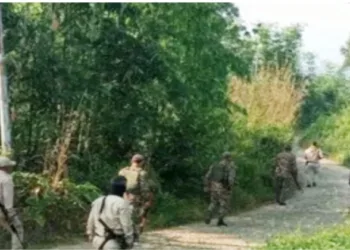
[262,221,350,250]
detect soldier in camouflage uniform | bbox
[204,152,236,226]
[274,144,299,206]
[118,154,151,243]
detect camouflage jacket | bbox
[118,167,150,197]
[204,160,236,189]
[275,151,297,178]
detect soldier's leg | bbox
[205,190,219,224]
[92,236,121,250]
[11,215,24,250]
[131,196,144,242]
[138,206,146,234]
[217,189,230,226]
[103,239,123,250]
[275,177,286,205]
[0,213,24,250]
[305,165,312,187]
[311,164,320,186]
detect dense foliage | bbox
[0,2,306,245]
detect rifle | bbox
[0,202,26,249]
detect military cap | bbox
[222,151,232,159]
[0,156,16,168]
[131,154,145,162]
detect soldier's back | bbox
[209,161,227,183]
[276,151,295,177]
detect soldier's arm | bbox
[318,149,324,159]
[118,168,125,176]
[86,202,96,240]
[1,178,14,209]
[228,163,236,187]
[118,201,134,247]
[204,165,214,187]
[290,155,298,175]
[139,171,150,194]
[273,156,278,175]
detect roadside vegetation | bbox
[263,222,350,250]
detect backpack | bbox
[119,167,141,193]
[209,162,227,183]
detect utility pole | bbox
[0,4,12,156]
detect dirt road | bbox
[49,155,350,250]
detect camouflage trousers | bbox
[207,182,231,219]
[275,176,286,203]
[130,195,144,238]
[0,209,24,250]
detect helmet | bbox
[221,152,232,159]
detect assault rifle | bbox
[0,202,26,249]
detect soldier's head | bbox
[111,176,135,201]
[312,141,318,148]
[110,176,127,197]
[0,156,16,173]
[131,154,145,168]
[284,144,292,152]
[221,151,232,161]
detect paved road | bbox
[49,155,350,250]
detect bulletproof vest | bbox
[120,167,141,193]
[209,162,228,183]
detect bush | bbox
[263,222,350,250]
[0,172,100,248]
[298,71,350,130]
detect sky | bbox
[233,0,350,72]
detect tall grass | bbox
[229,67,303,127]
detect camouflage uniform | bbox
[204,152,236,226]
[0,157,24,250]
[274,150,297,205]
[118,154,150,241]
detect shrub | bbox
[0,172,100,248]
[301,106,350,164]
[263,222,350,250]
[229,67,302,127]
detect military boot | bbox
[217,218,228,226]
